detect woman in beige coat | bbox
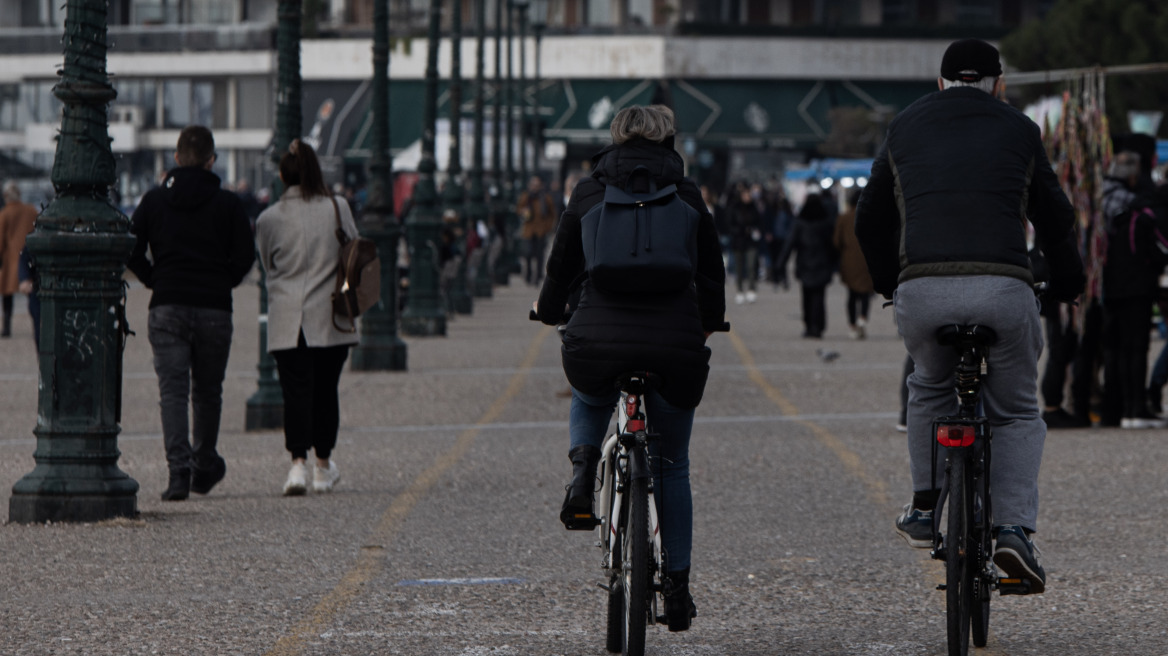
[831,190,874,339]
[256,140,359,495]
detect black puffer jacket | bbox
[536,137,726,409]
[855,87,1083,302]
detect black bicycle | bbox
[929,324,1032,656]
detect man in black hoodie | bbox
[128,126,255,501]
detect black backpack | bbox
[580,167,700,294]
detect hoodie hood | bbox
[590,136,684,190]
[161,166,224,211]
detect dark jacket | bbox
[728,197,762,251]
[536,137,726,409]
[855,86,1084,302]
[128,166,255,311]
[776,194,837,289]
[1102,180,1168,301]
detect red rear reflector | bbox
[626,419,646,433]
[936,425,975,447]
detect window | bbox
[163,79,215,129]
[237,78,273,130]
[22,80,61,125]
[955,0,997,25]
[882,0,914,25]
[113,79,157,128]
[0,84,19,131]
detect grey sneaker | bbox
[895,504,934,548]
[993,525,1046,594]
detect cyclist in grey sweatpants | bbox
[896,275,1045,531]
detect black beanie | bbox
[940,39,1003,82]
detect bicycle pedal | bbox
[997,578,1033,596]
[562,514,601,531]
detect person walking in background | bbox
[776,192,837,338]
[256,139,358,496]
[128,126,256,501]
[728,184,762,304]
[1100,150,1168,429]
[832,189,873,339]
[517,175,557,287]
[767,192,794,289]
[16,247,38,349]
[0,181,38,338]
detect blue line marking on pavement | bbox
[397,577,526,587]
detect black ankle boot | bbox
[559,445,601,529]
[663,567,697,632]
[161,470,190,501]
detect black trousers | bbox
[1103,296,1153,418]
[1040,310,1079,409]
[272,333,351,461]
[846,289,871,326]
[802,284,826,337]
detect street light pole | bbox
[496,0,522,281]
[401,0,448,336]
[490,0,509,286]
[246,0,302,429]
[517,1,529,186]
[443,0,473,315]
[9,0,139,523]
[468,0,493,298]
[350,0,408,370]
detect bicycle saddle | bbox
[613,372,662,394]
[935,324,998,347]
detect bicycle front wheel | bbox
[622,475,650,656]
[946,454,972,656]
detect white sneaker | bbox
[745,291,757,304]
[735,293,745,305]
[283,462,310,496]
[856,318,867,339]
[313,460,341,492]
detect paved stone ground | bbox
[2,272,1167,655]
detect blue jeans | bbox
[148,305,234,474]
[570,388,695,571]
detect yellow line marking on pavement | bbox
[727,331,889,507]
[728,332,1007,656]
[264,325,554,656]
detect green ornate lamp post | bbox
[401,0,448,336]
[516,0,529,185]
[468,0,493,298]
[495,0,522,283]
[351,0,408,370]
[246,0,303,430]
[489,0,510,286]
[443,0,473,316]
[532,0,547,172]
[9,0,138,523]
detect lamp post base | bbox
[351,339,408,371]
[245,393,284,431]
[401,314,447,337]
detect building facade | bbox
[0,0,1052,203]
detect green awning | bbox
[671,79,934,149]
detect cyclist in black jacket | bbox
[855,39,1084,595]
[536,105,726,631]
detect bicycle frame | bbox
[596,389,663,596]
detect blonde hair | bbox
[610,104,676,145]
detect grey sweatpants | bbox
[895,275,1045,532]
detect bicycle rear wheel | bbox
[970,456,991,647]
[622,475,650,656]
[946,454,972,656]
